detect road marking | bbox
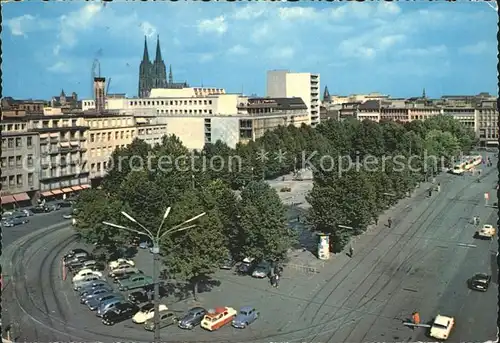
[457,243,477,248]
[402,288,418,293]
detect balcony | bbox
[79,136,87,141]
[41,162,50,169]
[39,170,90,181]
[40,138,49,145]
[50,137,60,143]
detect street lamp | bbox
[103,207,206,343]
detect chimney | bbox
[93,77,106,113]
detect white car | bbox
[72,269,103,282]
[132,303,168,324]
[429,314,454,340]
[108,258,135,270]
[476,224,496,239]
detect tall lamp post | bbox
[103,208,206,343]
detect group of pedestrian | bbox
[270,264,283,288]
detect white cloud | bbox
[53,45,61,56]
[377,2,401,16]
[5,14,50,37]
[140,22,157,38]
[199,53,215,63]
[197,16,227,35]
[379,35,406,49]
[228,45,249,55]
[278,7,318,20]
[398,45,447,57]
[459,41,490,55]
[232,5,266,20]
[268,47,295,60]
[58,4,103,47]
[251,24,270,42]
[47,61,72,73]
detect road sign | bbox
[485,192,490,200]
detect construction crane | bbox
[106,78,111,96]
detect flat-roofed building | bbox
[1,119,40,208]
[442,106,475,131]
[357,100,381,122]
[28,114,90,200]
[266,70,321,126]
[476,99,498,146]
[85,108,168,180]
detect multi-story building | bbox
[50,90,81,109]
[1,97,46,118]
[29,114,91,199]
[266,70,321,126]
[357,100,381,122]
[476,99,498,146]
[85,108,168,180]
[1,119,40,208]
[442,106,476,131]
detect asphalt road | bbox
[2,162,498,342]
[2,207,72,248]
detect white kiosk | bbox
[317,233,331,260]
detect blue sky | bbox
[3,2,498,100]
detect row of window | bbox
[40,166,83,178]
[90,130,135,143]
[1,155,34,169]
[90,161,108,172]
[88,118,134,128]
[34,119,79,129]
[129,99,213,106]
[2,123,28,132]
[156,108,213,115]
[1,173,35,189]
[2,136,34,149]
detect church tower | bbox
[138,37,153,97]
[323,85,331,102]
[152,35,168,89]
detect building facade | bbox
[266,70,321,127]
[476,99,498,146]
[1,119,40,207]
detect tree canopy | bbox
[74,114,475,284]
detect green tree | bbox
[237,181,296,261]
[161,190,227,299]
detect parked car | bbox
[200,307,237,331]
[64,249,89,260]
[96,298,126,317]
[144,310,178,331]
[102,302,140,326]
[118,275,153,291]
[58,201,73,208]
[73,275,103,291]
[128,287,167,304]
[2,217,29,227]
[63,214,73,219]
[87,293,123,311]
[64,252,90,265]
[45,204,61,212]
[236,258,255,275]
[468,273,491,292]
[178,307,207,330]
[13,209,34,217]
[80,287,113,304]
[111,268,141,282]
[31,206,50,214]
[109,265,137,278]
[252,261,272,278]
[72,269,103,282]
[132,303,169,324]
[79,281,111,296]
[231,306,259,328]
[108,259,135,270]
[220,256,236,270]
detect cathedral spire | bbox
[155,35,162,62]
[142,36,150,61]
[168,65,173,84]
[323,85,330,102]
[422,88,426,98]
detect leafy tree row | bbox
[74,114,474,292]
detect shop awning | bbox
[41,191,54,197]
[60,142,70,148]
[71,186,83,191]
[62,188,73,193]
[1,195,16,204]
[13,193,30,202]
[81,184,91,189]
[52,189,63,195]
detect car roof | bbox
[240,306,254,312]
[141,303,154,310]
[189,307,205,312]
[435,315,452,326]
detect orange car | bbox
[200,307,237,331]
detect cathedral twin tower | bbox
[138,36,187,98]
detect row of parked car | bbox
[63,248,261,333]
[1,200,74,227]
[221,256,283,279]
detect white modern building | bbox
[266,70,321,126]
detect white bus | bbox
[451,155,482,175]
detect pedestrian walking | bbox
[297,215,300,223]
[437,183,441,192]
[388,217,392,228]
[375,217,379,225]
[428,189,432,197]
[349,245,354,257]
[275,274,280,288]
